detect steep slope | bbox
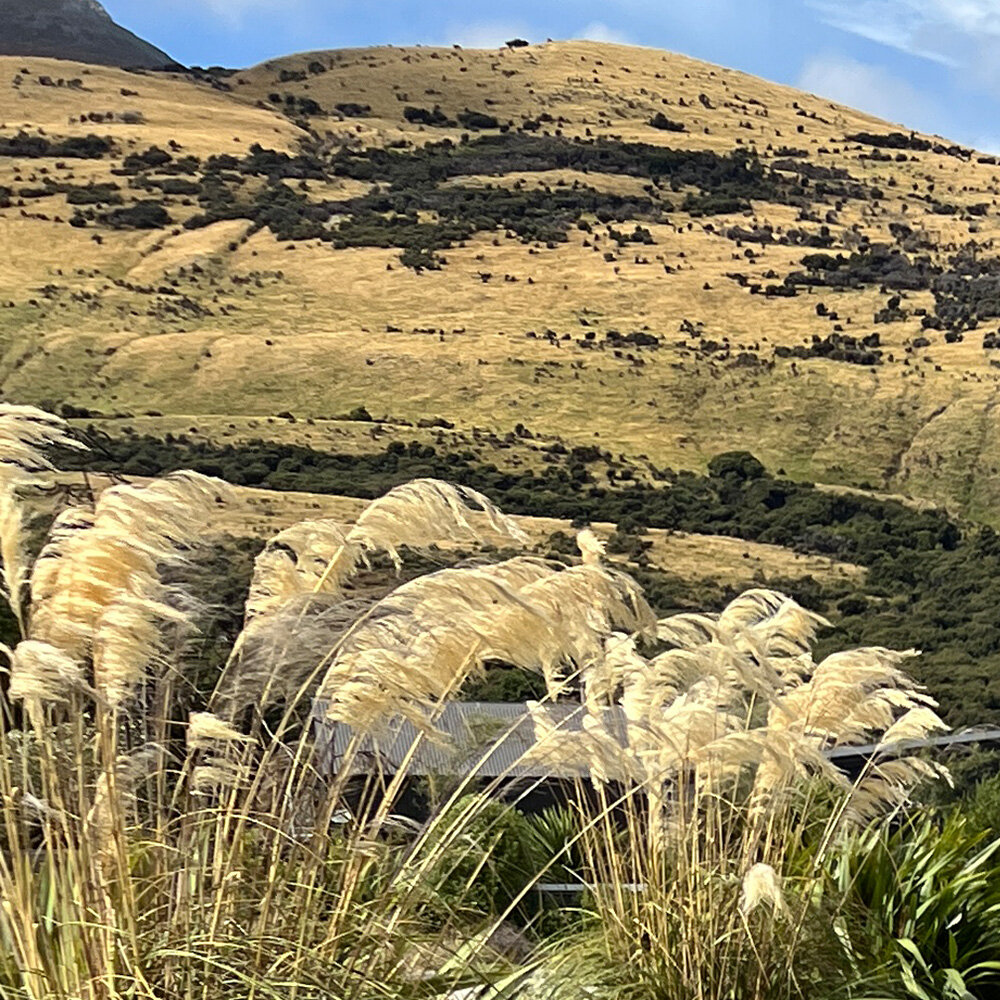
[0,0,176,69]
[2,41,1000,521]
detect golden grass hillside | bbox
[2,42,1000,520]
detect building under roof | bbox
[312,700,618,782]
[311,699,1000,784]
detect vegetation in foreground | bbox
[58,425,1000,727]
[0,405,998,998]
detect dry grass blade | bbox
[0,404,83,484]
[318,557,652,734]
[29,471,234,709]
[244,518,352,621]
[576,528,606,566]
[4,639,86,711]
[249,478,527,624]
[527,589,945,829]
[740,863,785,917]
[229,479,532,715]
[187,711,252,750]
[0,405,84,635]
[347,478,529,571]
[214,592,382,718]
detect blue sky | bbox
[105,0,1000,151]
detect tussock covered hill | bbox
[0,0,176,69]
[2,40,1000,520]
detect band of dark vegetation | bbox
[49,427,1000,726]
[55,133,875,263]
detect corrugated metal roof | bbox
[825,727,1000,760]
[311,700,625,780]
[311,700,1000,780]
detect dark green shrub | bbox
[403,105,454,127]
[649,112,685,132]
[457,109,500,130]
[103,200,172,229]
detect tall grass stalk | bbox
[520,604,950,1000]
[0,407,960,999]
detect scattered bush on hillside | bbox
[846,131,933,152]
[399,246,443,271]
[457,109,500,130]
[122,145,173,172]
[648,112,685,132]
[787,244,936,292]
[102,200,172,229]
[845,130,971,158]
[774,332,882,366]
[0,132,112,159]
[334,103,371,117]
[403,105,455,127]
[155,129,876,258]
[66,183,123,206]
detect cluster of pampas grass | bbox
[526,590,946,823]
[245,478,526,618]
[0,405,957,1000]
[0,405,83,636]
[523,590,951,1000]
[27,471,234,709]
[0,417,559,999]
[317,554,653,733]
[220,478,530,719]
[0,417,259,998]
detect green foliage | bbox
[954,770,1000,841]
[334,102,371,118]
[457,109,500,130]
[832,813,1000,999]
[56,427,1000,725]
[774,331,883,366]
[0,132,113,159]
[250,182,330,241]
[789,244,935,292]
[155,178,201,196]
[331,182,662,253]
[330,134,800,201]
[166,129,879,258]
[523,805,586,885]
[126,145,174,170]
[845,131,970,158]
[461,663,547,702]
[707,450,767,481]
[426,794,541,922]
[102,200,172,230]
[398,245,443,271]
[649,112,686,132]
[65,183,123,206]
[403,105,455,126]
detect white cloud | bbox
[201,0,300,29]
[576,21,633,44]
[808,0,1000,67]
[797,52,941,127]
[445,21,531,49]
